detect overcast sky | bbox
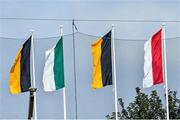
[0,0,180,119]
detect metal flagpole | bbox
[111,24,118,120]
[60,25,67,120]
[31,30,37,120]
[72,19,78,120]
[162,24,169,120]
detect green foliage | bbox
[148,90,165,119]
[168,90,180,119]
[106,87,180,119]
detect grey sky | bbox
[0,0,180,119]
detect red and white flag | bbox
[143,29,164,88]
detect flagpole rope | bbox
[77,32,180,41]
[1,18,180,40]
[1,17,180,23]
[1,32,180,41]
[0,33,75,40]
[0,18,72,21]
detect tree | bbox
[106,87,180,119]
[148,90,165,119]
[126,87,150,119]
[168,90,180,119]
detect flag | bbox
[9,36,31,94]
[143,29,164,88]
[91,31,112,89]
[42,37,64,91]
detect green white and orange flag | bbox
[42,37,64,91]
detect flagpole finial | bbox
[60,25,63,29]
[162,23,166,27]
[111,24,115,28]
[30,30,34,36]
[60,25,63,37]
[72,19,75,25]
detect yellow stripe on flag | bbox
[91,38,103,89]
[9,48,22,94]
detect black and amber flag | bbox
[91,31,112,89]
[9,36,31,94]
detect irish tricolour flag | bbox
[143,29,164,88]
[42,37,64,91]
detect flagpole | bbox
[162,24,169,120]
[31,30,37,120]
[72,19,78,120]
[111,24,118,120]
[60,25,67,120]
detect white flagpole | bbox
[30,30,37,120]
[111,24,118,120]
[162,24,169,120]
[60,25,67,120]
